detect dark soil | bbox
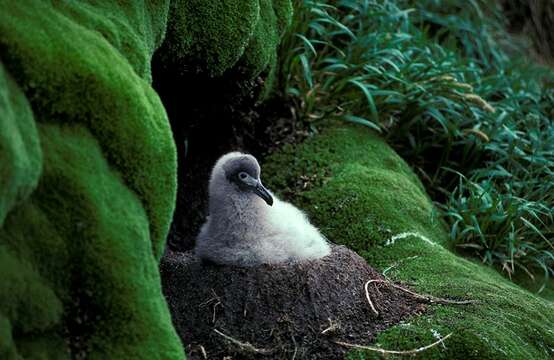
[160,245,427,359]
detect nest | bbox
[160,246,426,359]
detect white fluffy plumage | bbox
[195,152,331,266]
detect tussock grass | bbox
[277,0,554,288]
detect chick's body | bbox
[195,152,330,266]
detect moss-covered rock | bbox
[0,62,42,227]
[0,1,183,358]
[0,0,176,257]
[157,0,293,78]
[51,1,171,83]
[264,124,554,359]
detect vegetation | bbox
[0,62,41,227]
[276,0,554,288]
[1,0,551,357]
[263,124,554,359]
[157,0,293,78]
[0,0,296,356]
[0,1,182,358]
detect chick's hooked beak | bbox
[238,172,274,206]
[254,181,274,206]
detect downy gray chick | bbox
[195,152,331,266]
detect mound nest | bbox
[160,246,426,359]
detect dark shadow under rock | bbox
[152,48,306,253]
[160,246,426,359]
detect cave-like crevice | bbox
[151,53,298,252]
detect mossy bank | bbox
[0,1,180,358]
[155,0,292,79]
[0,0,294,357]
[0,0,296,357]
[263,124,554,359]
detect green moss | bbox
[52,1,170,83]
[264,125,443,250]
[0,247,64,360]
[354,245,554,359]
[264,124,554,359]
[0,315,16,360]
[158,0,292,78]
[0,1,183,358]
[1,125,183,358]
[239,1,278,77]
[0,0,176,256]
[0,62,42,226]
[514,274,554,302]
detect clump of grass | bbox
[440,172,554,284]
[400,0,512,69]
[277,0,554,287]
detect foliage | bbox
[277,0,554,286]
[0,1,182,358]
[264,124,554,359]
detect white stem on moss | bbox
[334,333,453,355]
[364,279,476,308]
[385,232,437,247]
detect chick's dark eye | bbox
[238,172,248,180]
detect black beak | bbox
[254,181,273,206]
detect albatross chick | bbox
[195,152,330,266]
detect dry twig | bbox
[199,289,222,324]
[364,279,476,312]
[198,345,207,359]
[334,333,453,355]
[321,318,339,335]
[364,281,380,315]
[213,329,272,355]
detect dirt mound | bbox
[160,246,426,359]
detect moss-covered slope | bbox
[0,63,42,227]
[0,1,183,358]
[157,0,293,78]
[264,124,554,359]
